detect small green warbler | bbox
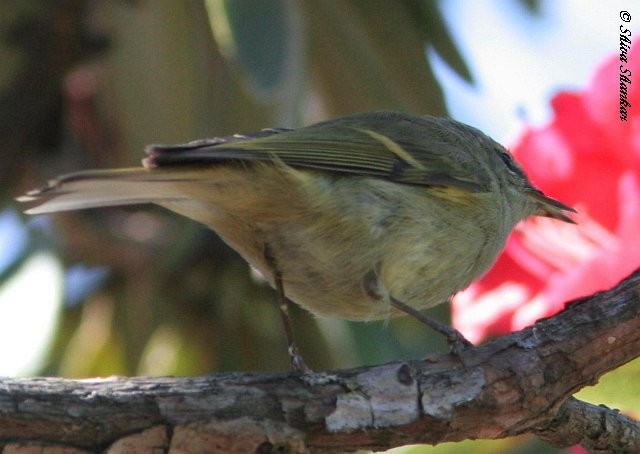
[19,111,575,368]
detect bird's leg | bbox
[362,269,473,355]
[264,245,310,372]
[388,296,472,355]
[273,268,310,372]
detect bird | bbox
[18,111,576,369]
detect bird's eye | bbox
[498,151,519,173]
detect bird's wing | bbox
[145,111,492,192]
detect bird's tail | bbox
[17,168,197,215]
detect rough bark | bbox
[1,269,639,453]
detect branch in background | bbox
[1,269,639,453]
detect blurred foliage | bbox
[0,1,587,452]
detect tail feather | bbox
[17,168,190,215]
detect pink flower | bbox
[453,41,640,343]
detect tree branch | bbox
[1,269,639,453]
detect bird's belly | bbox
[160,167,500,322]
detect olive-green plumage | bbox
[19,111,574,321]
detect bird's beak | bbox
[526,189,577,224]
